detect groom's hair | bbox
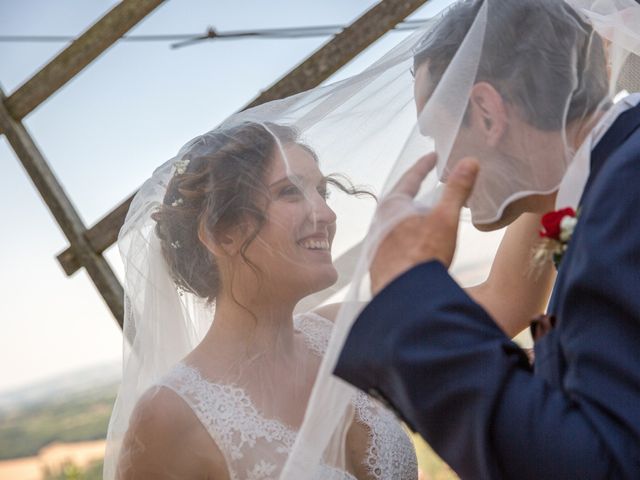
[413,0,609,130]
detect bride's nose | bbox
[309,192,337,225]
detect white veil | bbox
[104,0,640,478]
[280,0,640,477]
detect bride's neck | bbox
[203,292,298,356]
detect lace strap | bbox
[294,311,334,357]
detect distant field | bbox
[412,433,459,480]
[0,437,456,480]
[0,384,117,461]
[0,437,456,479]
[0,440,104,480]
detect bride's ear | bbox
[469,82,507,147]
[198,221,241,257]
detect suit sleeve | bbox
[336,262,616,479]
[334,144,640,479]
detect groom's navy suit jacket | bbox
[335,103,640,479]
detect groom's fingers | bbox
[391,152,437,198]
[369,156,479,294]
[436,157,479,219]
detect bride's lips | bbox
[297,234,332,255]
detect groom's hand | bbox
[370,154,479,295]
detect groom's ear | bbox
[469,82,507,147]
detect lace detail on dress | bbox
[353,391,418,479]
[160,359,355,479]
[158,312,417,479]
[293,311,332,356]
[161,363,295,467]
[295,312,418,480]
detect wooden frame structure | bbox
[2,0,429,328]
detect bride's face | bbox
[241,143,338,299]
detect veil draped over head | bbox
[104,0,640,478]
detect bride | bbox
[106,119,553,480]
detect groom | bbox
[335,0,640,478]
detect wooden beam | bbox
[56,0,430,276]
[1,0,165,131]
[0,89,124,327]
[244,0,430,109]
[57,193,135,276]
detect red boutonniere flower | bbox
[535,207,578,268]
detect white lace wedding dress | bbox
[158,312,418,480]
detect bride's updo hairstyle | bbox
[153,121,370,304]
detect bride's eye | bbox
[280,185,302,198]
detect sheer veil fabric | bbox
[104,0,640,478]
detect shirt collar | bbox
[555,92,640,210]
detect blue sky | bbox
[0,0,501,393]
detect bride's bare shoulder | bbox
[130,385,197,433]
[118,386,228,479]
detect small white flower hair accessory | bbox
[174,158,190,175]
